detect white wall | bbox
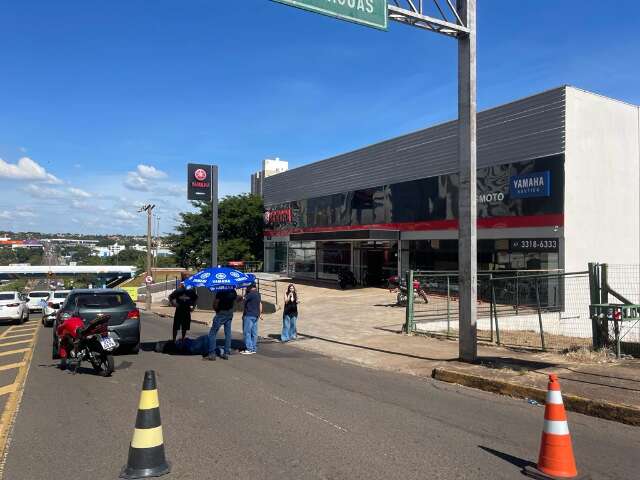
[565,87,640,272]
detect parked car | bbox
[0,291,29,324]
[41,290,70,327]
[52,289,140,358]
[27,290,51,313]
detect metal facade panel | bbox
[264,87,566,205]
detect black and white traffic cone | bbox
[120,370,171,479]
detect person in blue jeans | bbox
[206,288,238,361]
[241,283,262,355]
[281,283,299,342]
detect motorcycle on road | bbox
[55,313,117,376]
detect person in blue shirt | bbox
[241,283,262,355]
[154,335,211,356]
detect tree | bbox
[169,194,264,269]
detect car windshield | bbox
[29,292,49,298]
[54,292,68,299]
[0,293,15,301]
[73,293,131,309]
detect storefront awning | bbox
[290,229,399,242]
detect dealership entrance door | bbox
[354,241,398,286]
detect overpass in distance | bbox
[0,265,137,280]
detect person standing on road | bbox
[281,284,298,343]
[168,280,198,343]
[206,288,238,361]
[241,283,262,355]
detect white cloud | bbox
[137,164,167,180]
[0,157,61,184]
[23,184,66,199]
[68,187,91,198]
[0,211,11,219]
[124,171,151,191]
[115,209,137,220]
[124,164,168,191]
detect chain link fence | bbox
[407,270,594,352]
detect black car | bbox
[52,289,140,358]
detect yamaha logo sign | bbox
[194,168,208,181]
[509,171,551,199]
[187,163,215,201]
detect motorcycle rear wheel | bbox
[91,354,114,377]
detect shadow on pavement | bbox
[478,445,534,470]
[296,333,458,362]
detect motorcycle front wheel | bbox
[91,353,114,377]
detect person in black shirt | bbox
[205,288,238,361]
[168,282,198,343]
[281,283,298,342]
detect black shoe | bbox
[221,354,229,360]
[204,354,216,361]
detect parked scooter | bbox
[337,269,357,290]
[56,313,117,376]
[388,276,429,305]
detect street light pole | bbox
[139,204,155,312]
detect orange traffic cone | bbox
[524,374,587,479]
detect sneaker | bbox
[204,354,216,361]
[221,353,229,360]
[240,351,252,355]
[247,351,257,355]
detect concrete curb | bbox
[432,367,640,427]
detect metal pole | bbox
[446,275,451,337]
[211,165,219,268]
[492,282,500,346]
[146,206,154,312]
[457,0,477,362]
[535,280,546,350]
[405,270,415,333]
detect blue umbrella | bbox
[183,267,254,291]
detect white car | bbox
[27,290,51,313]
[0,291,29,324]
[41,290,70,327]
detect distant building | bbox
[251,157,289,197]
[91,243,126,257]
[132,243,173,257]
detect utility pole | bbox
[139,204,155,311]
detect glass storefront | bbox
[288,241,316,278]
[409,239,559,272]
[317,242,351,280]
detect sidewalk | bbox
[146,282,640,426]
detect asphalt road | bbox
[2,312,638,479]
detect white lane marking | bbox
[304,411,349,433]
[232,376,349,433]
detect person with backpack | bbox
[205,287,238,361]
[281,283,298,342]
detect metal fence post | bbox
[446,275,451,337]
[489,274,493,343]
[491,281,500,346]
[601,264,610,348]
[515,271,519,315]
[535,279,546,350]
[404,270,415,333]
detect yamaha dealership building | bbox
[262,86,640,285]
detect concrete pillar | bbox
[457,0,478,362]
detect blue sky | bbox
[1,0,638,235]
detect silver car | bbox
[41,290,70,327]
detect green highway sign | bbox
[272,0,388,31]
